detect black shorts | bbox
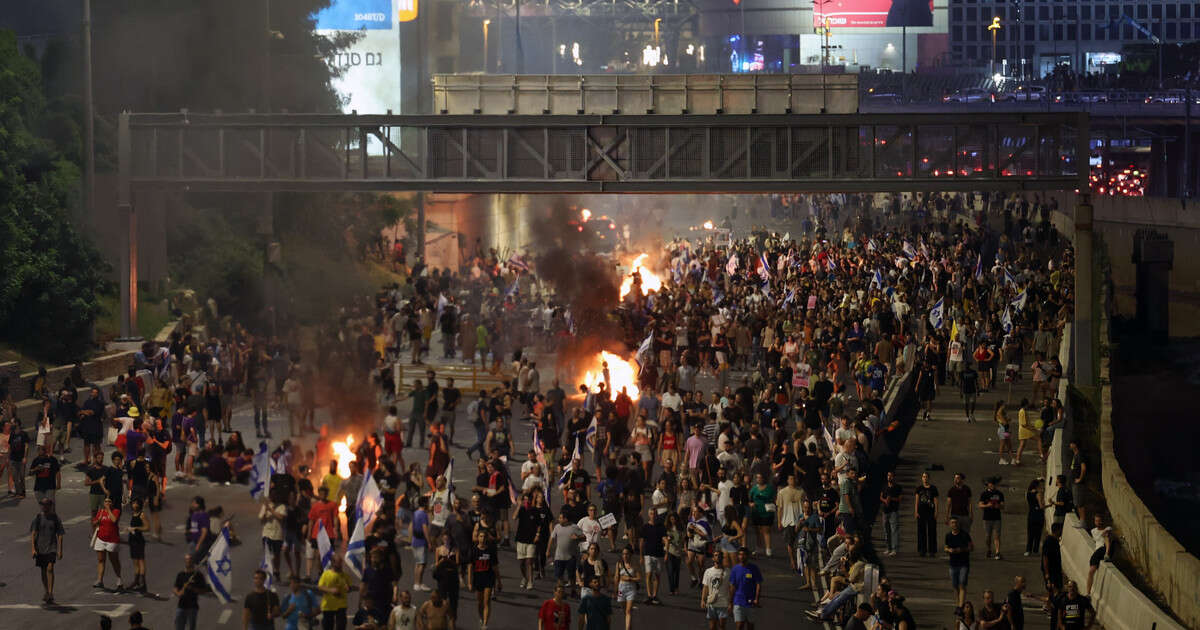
[1089,547,1105,567]
[35,553,56,568]
[83,434,102,447]
[472,571,495,591]
[148,493,164,513]
[265,538,283,555]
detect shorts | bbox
[93,537,118,553]
[949,565,970,589]
[984,519,1001,541]
[472,571,495,591]
[1089,547,1106,567]
[948,361,963,374]
[148,493,164,513]
[733,605,754,623]
[516,542,536,560]
[782,525,797,546]
[706,606,729,620]
[719,538,738,554]
[35,553,57,568]
[83,433,102,447]
[264,538,283,556]
[643,556,662,575]
[554,558,576,582]
[412,545,428,565]
[129,537,146,559]
[752,513,773,527]
[617,581,637,602]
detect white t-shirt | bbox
[1091,527,1111,552]
[661,392,682,412]
[388,603,416,630]
[702,566,731,608]
[383,414,400,432]
[652,489,671,516]
[716,479,735,520]
[834,451,857,484]
[578,516,602,552]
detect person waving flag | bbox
[929,297,945,330]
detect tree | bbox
[0,30,110,363]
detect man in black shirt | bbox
[914,472,939,556]
[441,377,461,444]
[959,362,980,422]
[78,387,106,463]
[174,554,203,629]
[8,419,29,498]
[978,477,1005,559]
[1005,575,1027,630]
[639,512,667,604]
[125,451,155,503]
[1057,580,1094,630]
[104,452,126,512]
[879,471,903,556]
[243,569,281,630]
[944,516,972,607]
[30,443,62,504]
[1042,522,1064,594]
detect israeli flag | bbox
[345,519,366,579]
[505,277,519,298]
[758,252,771,280]
[712,288,724,305]
[1011,288,1028,312]
[974,253,984,283]
[259,542,274,591]
[249,441,271,500]
[317,521,334,571]
[867,238,879,252]
[871,269,884,290]
[726,253,739,276]
[823,423,838,454]
[1003,267,1016,286]
[204,527,234,604]
[558,442,581,487]
[584,417,597,452]
[825,256,837,272]
[356,469,384,528]
[636,333,654,367]
[1002,306,1014,334]
[902,241,917,259]
[929,297,945,330]
[783,288,797,306]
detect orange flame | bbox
[582,351,640,400]
[331,435,355,479]
[702,220,714,230]
[618,253,663,299]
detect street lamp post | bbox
[988,16,1002,76]
[483,19,491,72]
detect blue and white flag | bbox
[345,519,366,579]
[1001,306,1014,334]
[783,288,797,306]
[505,277,519,298]
[726,253,739,276]
[259,542,274,591]
[825,256,837,272]
[712,288,724,305]
[249,441,271,500]
[204,527,234,604]
[636,332,654,368]
[867,238,879,252]
[584,417,597,453]
[974,253,984,283]
[1011,288,1028,312]
[871,269,884,290]
[902,241,917,259]
[356,469,384,528]
[1003,267,1016,286]
[508,253,531,273]
[558,441,582,487]
[757,252,771,280]
[929,297,945,330]
[317,522,334,571]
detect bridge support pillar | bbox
[1073,198,1093,388]
[118,112,140,340]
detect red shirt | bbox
[93,508,121,543]
[308,500,339,540]
[538,599,571,630]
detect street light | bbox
[483,19,491,73]
[988,16,1002,76]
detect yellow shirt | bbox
[318,568,350,611]
[321,473,343,503]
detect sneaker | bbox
[998,459,1009,466]
[765,548,773,557]
[994,553,1003,560]
[1023,552,1031,557]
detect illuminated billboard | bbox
[814,0,933,28]
[314,0,401,117]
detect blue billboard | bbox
[313,0,393,31]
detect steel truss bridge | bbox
[120,112,1087,195]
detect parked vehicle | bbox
[943,88,994,103]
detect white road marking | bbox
[0,603,127,610]
[218,609,233,624]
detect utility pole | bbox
[261,0,276,334]
[515,0,524,74]
[82,0,95,226]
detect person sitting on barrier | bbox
[806,550,865,622]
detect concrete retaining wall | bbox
[1037,268,1194,629]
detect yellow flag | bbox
[950,319,959,342]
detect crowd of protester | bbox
[0,191,1099,630]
